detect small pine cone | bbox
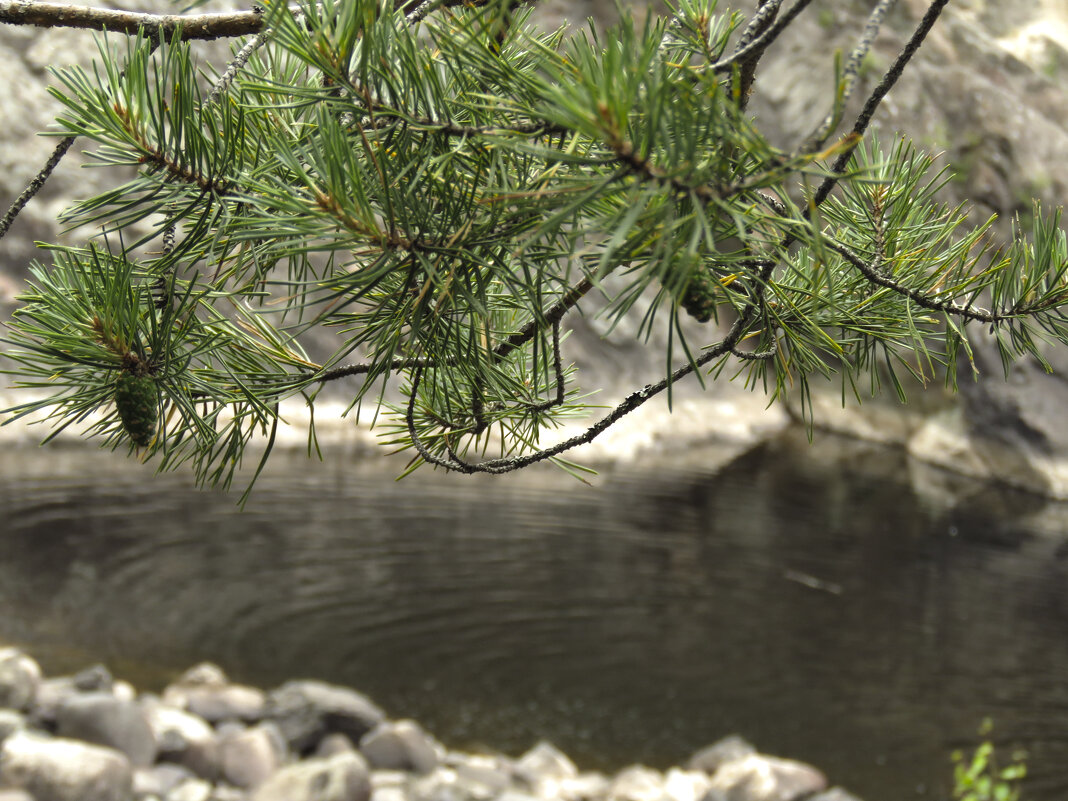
[114,370,159,447]
[681,267,719,323]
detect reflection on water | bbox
[2,431,1068,801]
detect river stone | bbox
[664,768,712,801]
[514,741,578,791]
[218,723,286,788]
[687,737,757,775]
[181,685,266,725]
[317,733,356,757]
[134,763,198,797]
[145,702,220,780]
[0,650,41,713]
[451,754,514,797]
[55,691,157,767]
[702,755,826,801]
[607,766,665,801]
[0,730,133,801]
[0,789,35,801]
[360,720,441,774]
[72,665,113,693]
[0,710,26,745]
[807,790,863,801]
[251,751,371,801]
[265,681,385,753]
[31,677,78,728]
[167,778,214,801]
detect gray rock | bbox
[265,681,385,753]
[514,742,578,789]
[176,664,230,688]
[252,751,372,801]
[167,778,214,801]
[316,733,356,757]
[0,650,41,713]
[134,764,198,798]
[607,766,665,801]
[145,702,220,780]
[360,720,441,774]
[0,710,26,745]
[31,677,77,727]
[219,723,286,789]
[72,665,114,693]
[807,790,863,801]
[451,754,513,797]
[702,755,826,801]
[167,685,266,725]
[0,789,35,801]
[0,730,133,801]
[687,737,757,775]
[56,691,157,767]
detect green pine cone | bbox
[681,267,718,323]
[114,370,159,447]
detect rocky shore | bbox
[0,649,861,801]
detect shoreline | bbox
[0,647,861,801]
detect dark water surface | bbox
[2,431,1068,801]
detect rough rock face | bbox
[0,1,1066,489]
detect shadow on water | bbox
[2,429,1068,801]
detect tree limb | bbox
[0,0,265,39]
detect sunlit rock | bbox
[0,730,132,801]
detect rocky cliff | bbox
[0,0,1067,492]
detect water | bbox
[2,430,1068,801]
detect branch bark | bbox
[0,0,265,40]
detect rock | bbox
[134,763,198,797]
[807,790,863,801]
[559,773,611,801]
[360,720,441,774]
[55,691,157,767]
[607,766,665,801]
[664,769,712,801]
[0,710,26,745]
[265,681,385,753]
[176,664,230,688]
[218,723,286,789]
[688,737,757,775]
[451,754,513,798]
[252,751,372,801]
[0,730,132,801]
[31,677,78,728]
[167,778,214,801]
[163,665,264,724]
[0,789,35,801]
[72,665,113,693]
[702,755,826,801]
[165,685,266,725]
[0,650,41,713]
[514,742,578,792]
[409,767,464,801]
[317,733,356,757]
[145,702,220,780]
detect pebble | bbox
[0,651,863,801]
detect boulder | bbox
[687,737,757,775]
[218,723,286,789]
[55,691,157,767]
[0,650,41,713]
[265,681,384,753]
[702,755,826,801]
[360,720,441,774]
[31,677,78,728]
[252,751,372,801]
[165,685,266,725]
[0,730,132,801]
[145,702,220,780]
